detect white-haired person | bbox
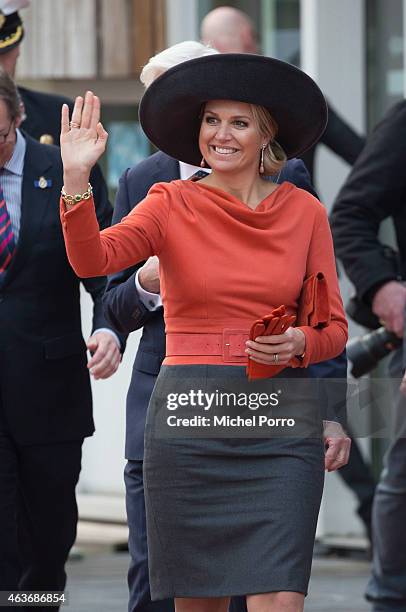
[61,53,350,612]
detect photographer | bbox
[331,100,406,612]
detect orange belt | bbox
[166,329,249,364]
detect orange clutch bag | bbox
[246,273,331,381]
[296,272,331,328]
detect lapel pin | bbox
[35,176,52,189]
[40,134,54,145]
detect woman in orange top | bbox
[60,55,349,612]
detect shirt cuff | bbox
[93,328,121,348]
[135,269,162,311]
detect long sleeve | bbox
[331,101,406,301]
[296,205,348,367]
[103,167,163,335]
[321,103,365,166]
[60,182,171,278]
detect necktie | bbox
[0,186,15,279]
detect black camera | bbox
[347,327,402,377]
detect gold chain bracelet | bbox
[61,183,93,205]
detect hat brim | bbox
[139,53,328,164]
[0,11,24,54]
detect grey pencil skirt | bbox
[144,364,325,600]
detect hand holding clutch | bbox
[246,273,331,381]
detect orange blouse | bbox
[60,180,348,367]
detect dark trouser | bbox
[365,351,406,611]
[125,460,247,612]
[0,430,82,610]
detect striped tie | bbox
[0,186,15,279]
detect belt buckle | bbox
[222,328,249,364]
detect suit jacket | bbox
[0,133,113,445]
[19,86,73,147]
[331,100,406,303]
[103,153,347,459]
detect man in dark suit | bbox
[0,69,121,603]
[331,100,406,612]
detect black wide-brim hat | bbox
[0,11,24,54]
[139,53,328,164]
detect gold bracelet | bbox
[61,183,93,205]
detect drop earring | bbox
[200,157,206,168]
[259,144,266,174]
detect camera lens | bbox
[347,327,401,377]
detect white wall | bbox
[77,288,141,498]
[301,0,365,206]
[165,0,199,45]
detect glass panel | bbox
[261,0,300,65]
[198,0,299,61]
[366,0,404,474]
[99,105,152,201]
[367,0,404,129]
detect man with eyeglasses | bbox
[0,66,122,606]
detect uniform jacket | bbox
[19,86,72,147]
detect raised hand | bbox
[61,90,108,185]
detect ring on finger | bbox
[70,121,80,129]
[273,353,279,365]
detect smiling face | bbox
[198,100,266,174]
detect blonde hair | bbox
[140,41,219,89]
[250,104,287,175]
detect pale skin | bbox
[61,92,350,612]
[200,6,258,54]
[86,332,121,380]
[372,280,406,395]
